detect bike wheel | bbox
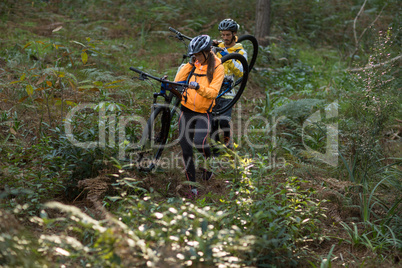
[237,34,259,71]
[168,97,182,145]
[213,53,249,116]
[135,106,170,172]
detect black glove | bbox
[189,56,196,65]
[189,81,199,90]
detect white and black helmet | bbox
[188,35,212,56]
[218,18,239,32]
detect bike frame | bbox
[130,66,187,109]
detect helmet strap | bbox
[231,32,236,44]
[202,51,210,63]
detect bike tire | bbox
[237,34,259,72]
[136,106,170,172]
[213,53,249,116]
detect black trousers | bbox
[178,106,212,183]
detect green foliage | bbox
[246,21,400,266]
[272,99,326,123]
[340,30,400,164]
[271,0,399,51]
[308,244,336,268]
[1,159,325,267]
[0,147,327,267]
[340,219,402,254]
[0,131,71,215]
[337,28,400,194]
[219,173,326,266]
[0,209,48,267]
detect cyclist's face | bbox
[193,52,206,64]
[220,31,235,46]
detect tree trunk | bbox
[255,0,271,46]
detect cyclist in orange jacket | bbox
[175,35,225,197]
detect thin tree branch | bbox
[353,0,368,46]
[350,0,387,66]
[357,5,385,43]
[347,55,401,72]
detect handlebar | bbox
[168,27,192,41]
[129,67,188,98]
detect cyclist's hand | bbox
[220,50,228,57]
[212,39,219,46]
[189,81,199,90]
[161,82,169,91]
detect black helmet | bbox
[218,18,239,32]
[188,35,212,56]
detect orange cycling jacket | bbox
[175,55,224,113]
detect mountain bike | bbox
[128,29,256,172]
[129,67,188,171]
[169,27,259,72]
[168,27,256,115]
[129,59,249,172]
